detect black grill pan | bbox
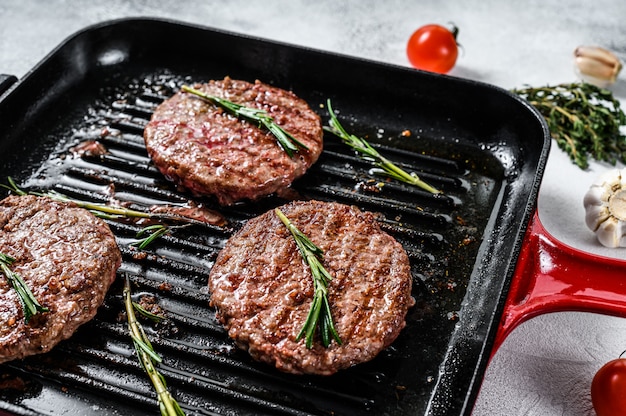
[0,18,549,416]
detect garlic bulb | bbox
[574,46,623,88]
[583,167,626,247]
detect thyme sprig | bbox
[324,100,441,194]
[513,82,626,169]
[275,208,341,348]
[181,85,309,157]
[124,276,185,416]
[0,253,49,323]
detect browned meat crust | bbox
[143,77,324,205]
[209,200,414,375]
[0,195,122,363]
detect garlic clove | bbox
[584,202,611,231]
[598,165,626,187]
[574,46,623,88]
[583,183,610,207]
[583,167,626,248]
[596,217,626,248]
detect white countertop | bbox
[1,1,625,414]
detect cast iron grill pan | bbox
[0,19,549,416]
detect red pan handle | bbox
[492,209,626,356]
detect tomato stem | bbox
[449,24,459,41]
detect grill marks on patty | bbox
[143,77,324,205]
[0,195,122,363]
[208,200,414,375]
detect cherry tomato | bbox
[591,358,626,416]
[406,24,459,74]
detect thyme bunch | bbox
[181,85,309,157]
[0,253,49,323]
[275,208,341,348]
[513,82,626,169]
[123,276,185,416]
[324,99,441,194]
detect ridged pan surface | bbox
[0,18,549,416]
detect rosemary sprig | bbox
[2,178,154,221]
[2,178,203,249]
[124,276,185,416]
[275,208,341,348]
[513,82,626,169]
[181,85,309,157]
[0,253,49,323]
[324,99,441,194]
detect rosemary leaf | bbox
[124,276,185,416]
[132,301,165,323]
[512,82,626,169]
[131,333,163,363]
[324,99,441,194]
[181,85,309,157]
[275,208,341,348]
[0,253,49,323]
[130,224,171,250]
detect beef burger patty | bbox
[0,195,122,363]
[144,77,324,205]
[209,200,414,375]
